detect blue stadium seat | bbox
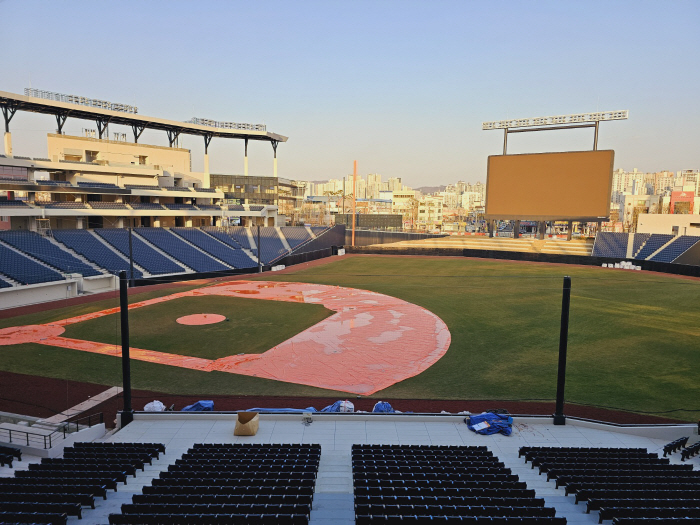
[0,244,64,285]
[203,227,253,251]
[650,235,700,263]
[135,228,230,273]
[96,229,185,275]
[0,231,102,277]
[631,233,650,256]
[171,228,257,269]
[634,234,674,260]
[310,226,329,236]
[52,230,143,278]
[257,227,289,263]
[281,227,312,249]
[592,233,628,258]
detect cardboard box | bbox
[234,412,260,436]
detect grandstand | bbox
[0,226,336,293]
[0,412,696,525]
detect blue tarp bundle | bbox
[181,400,214,412]
[372,401,395,413]
[245,407,317,413]
[466,412,513,436]
[321,400,354,412]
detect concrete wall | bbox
[83,274,118,294]
[0,279,79,310]
[637,214,700,235]
[47,134,192,175]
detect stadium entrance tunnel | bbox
[0,281,451,395]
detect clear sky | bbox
[1,0,698,187]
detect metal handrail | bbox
[0,412,103,449]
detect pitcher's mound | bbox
[176,314,227,326]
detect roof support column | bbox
[2,104,17,157]
[244,138,249,176]
[55,112,69,135]
[203,134,213,175]
[2,103,18,133]
[96,117,111,139]
[166,129,181,147]
[131,125,145,143]
[271,140,279,178]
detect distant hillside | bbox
[415,185,446,194]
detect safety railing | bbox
[0,412,103,449]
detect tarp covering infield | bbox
[0,281,451,395]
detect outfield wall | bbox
[345,229,448,247]
[346,245,700,278]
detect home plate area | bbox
[0,281,451,395]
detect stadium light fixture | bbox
[186,117,266,132]
[24,88,138,114]
[482,110,629,130]
[483,110,629,154]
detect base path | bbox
[0,281,451,395]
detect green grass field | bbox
[1,256,699,420]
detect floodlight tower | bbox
[482,110,629,239]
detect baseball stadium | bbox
[0,89,698,524]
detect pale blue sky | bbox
[1,0,698,187]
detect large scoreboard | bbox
[485,150,614,221]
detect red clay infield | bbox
[3,280,451,396]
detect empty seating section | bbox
[249,205,265,211]
[163,203,197,210]
[310,226,329,235]
[77,181,120,189]
[88,202,129,209]
[521,445,700,523]
[125,184,162,190]
[0,442,162,525]
[129,202,165,210]
[36,179,72,186]
[228,204,246,210]
[592,232,628,258]
[195,188,218,193]
[651,235,700,262]
[258,227,289,263]
[281,226,312,249]
[171,228,257,269]
[663,436,689,457]
[96,228,185,275]
[203,226,251,250]
[0,244,64,285]
[52,230,143,278]
[0,200,29,207]
[353,445,563,524]
[43,201,90,209]
[135,228,229,272]
[0,230,102,276]
[108,443,320,525]
[632,233,651,256]
[634,234,674,259]
[194,203,221,210]
[0,227,320,283]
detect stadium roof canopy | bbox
[0,90,287,145]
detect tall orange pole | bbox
[351,160,357,247]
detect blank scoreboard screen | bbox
[485,150,614,221]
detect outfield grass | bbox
[1,256,698,420]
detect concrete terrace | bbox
[1,412,697,525]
